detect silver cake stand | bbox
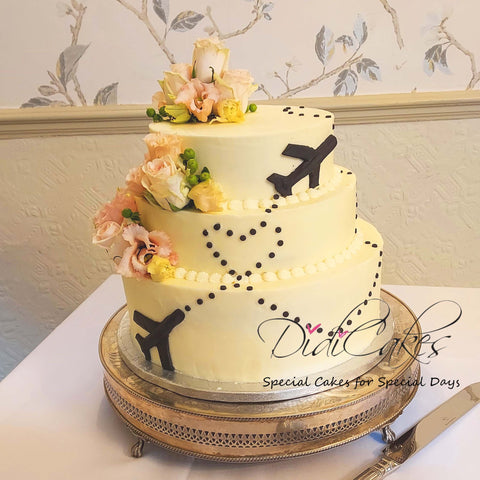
[99,289,421,462]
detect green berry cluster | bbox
[180,148,211,186]
[146,106,171,123]
[122,208,141,223]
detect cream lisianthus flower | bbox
[216,69,257,112]
[192,37,229,83]
[188,179,225,212]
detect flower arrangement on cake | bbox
[93,132,225,281]
[147,37,258,124]
[93,37,260,281]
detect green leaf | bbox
[170,11,204,32]
[144,191,160,207]
[56,44,89,87]
[94,82,118,105]
[153,0,169,24]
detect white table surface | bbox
[0,275,479,480]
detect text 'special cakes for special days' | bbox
[93,37,391,390]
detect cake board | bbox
[99,289,421,462]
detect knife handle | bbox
[352,456,400,480]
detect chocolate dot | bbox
[269,252,275,258]
[314,114,320,118]
[275,227,282,233]
[220,285,227,291]
[277,240,284,246]
[325,114,332,118]
[227,230,233,236]
[245,270,252,276]
[378,261,382,267]
[265,209,272,213]
[270,304,277,311]
[380,251,383,257]
[357,309,362,315]
[355,228,358,234]
[234,283,240,288]
[260,221,267,227]
[317,327,323,333]
[373,282,376,287]
[236,275,242,281]
[347,320,352,325]
[372,243,378,248]
[258,298,265,305]
[368,291,372,297]
[328,331,334,337]
[283,311,289,317]
[256,262,262,268]
[365,241,371,244]
[206,242,212,248]
[197,299,203,305]
[213,223,221,231]
[294,317,300,323]
[209,293,215,299]
[240,235,246,241]
[273,194,280,200]
[246,286,253,291]
[272,204,278,209]
[202,229,208,236]
[299,113,304,116]
[375,273,379,279]
[229,269,236,275]
[288,111,294,114]
[347,171,352,175]
[364,300,368,305]
[185,305,191,312]
[221,259,227,266]
[299,105,305,108]
[250,229,256,235]
[213,251,220,258]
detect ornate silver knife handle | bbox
[352,456,401,480]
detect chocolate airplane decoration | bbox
[134,309,185,371]
[267,134,338,197]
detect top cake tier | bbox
[149,105,335,201]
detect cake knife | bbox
[352,382,480,479]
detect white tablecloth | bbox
[1,276,479,479]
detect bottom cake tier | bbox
[123,219,389,384]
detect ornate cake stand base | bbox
[99,290,421,463]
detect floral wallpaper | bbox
[1,0,479,109]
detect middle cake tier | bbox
[137,166,357,274]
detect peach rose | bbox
[188,179,225,212]
[175,78,220,122]
[92,221,122,248]
[94,190,136,227]
[217,69,257,112]
[116,224,175,278]
[143,133,183,162]
[125,165,145,196]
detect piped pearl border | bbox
[173,230,365,286]
[222,166,345,212]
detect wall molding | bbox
[1,90,479,139]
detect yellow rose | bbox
[147,255,176,282]
[214,99,245,123]
[188,179,225,212]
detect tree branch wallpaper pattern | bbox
[1,0,478,109]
